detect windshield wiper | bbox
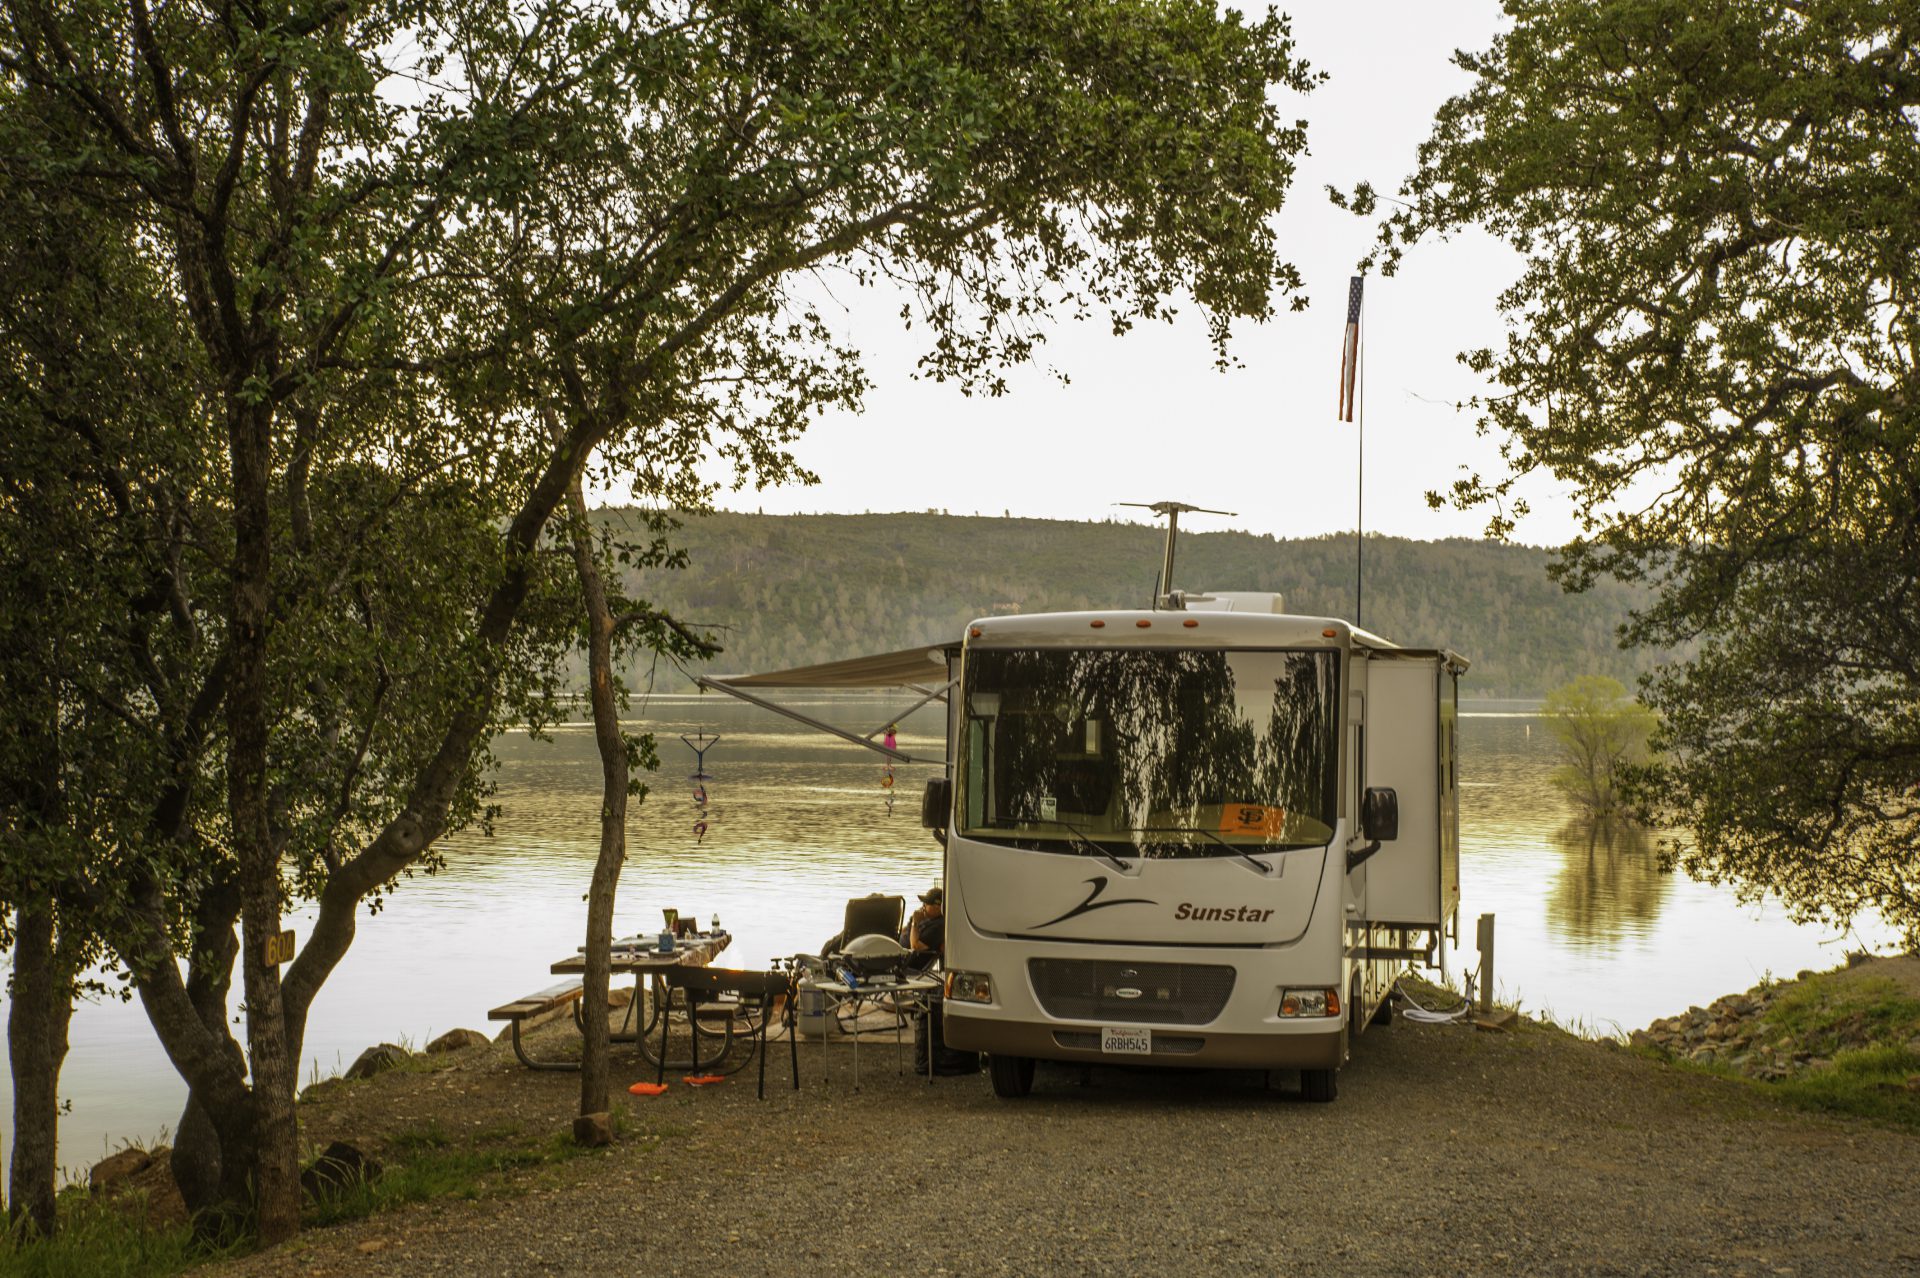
[1141,825,1275,877]
[1052,818,1135,875]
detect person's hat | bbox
[919,885,944,905]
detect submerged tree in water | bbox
[1542,677,1657,822]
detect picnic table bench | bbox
[488,979,589,1071]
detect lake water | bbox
[1,694,1883,1177]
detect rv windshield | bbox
[959,647,1340,857]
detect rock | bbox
[1687,1047,1717,1064]
[357,1239,390,1254]
[301,1141,383,1203]
[300,1077,346,1104]
[344,1042,412,1080]
[89,1147,152,1192]
[89,1145,188,1227]
[426,1027,491,1054]
[572,1112,614,1147]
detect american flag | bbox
[1337,275,1364,422]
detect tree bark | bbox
[6,903,70,1239]
[226,394,303,1244]
[561,478,628,1125]
[5,645,75,1239]
[170,873,246,1220]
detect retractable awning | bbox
[696,642,960,765]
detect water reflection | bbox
[1545,819,1670,950]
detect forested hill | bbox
[595,509,1668,697]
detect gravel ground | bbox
[213,1007,1920,1278]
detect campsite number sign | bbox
[262,929,296,966]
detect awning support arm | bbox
[695,677,949,765]
[862,682,952,740]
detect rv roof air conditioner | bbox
[1181,591,1286,614]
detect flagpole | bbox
[1356,319,1365,631]
[1337,274,1366,629]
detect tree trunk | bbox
[6,902,71,1239]
[5,655,75,1239]
[562,479,628,1125]
[170,875,247,1222]
[226,395,302,1244]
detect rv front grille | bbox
[1028,958,1236,1025]
[1053,1030,1205,1055]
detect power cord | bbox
[1394,976,1473,1024]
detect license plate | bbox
[1101,1026,1152,1055]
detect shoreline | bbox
[198,958,1920,1278]
[62,955,1920,1276]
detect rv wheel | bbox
[989,1053,1035,1098]
[1302,1067,1338,1103]
[1371,992,1394,1027]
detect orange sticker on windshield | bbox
[1220,805,1286,836]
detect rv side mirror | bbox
[1362,787,1400,842]
[921,777,953,830]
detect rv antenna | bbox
[1116,500,1236,609]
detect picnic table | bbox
[555,932,735,1067]
[489,932,732,1071]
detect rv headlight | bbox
[1278,988,1341,1018]
[946,970,993,1004]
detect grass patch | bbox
[1661,970,1920,1131]
[1759,974,1920,1057]
[1769,1044,1920,1129]
[0,1193,230,1278]
[301,1113,622,1229]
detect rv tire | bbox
[989,1053,1036,1098]
[1371,992,1394,1027]
[1302,1067,1337,1103]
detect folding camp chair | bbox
[840,893,904,947]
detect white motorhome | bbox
[700,517,1466,1101]
[932,596,1466,1100]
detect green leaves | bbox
[1381,0,1920,941]
[1542,675,1658,820]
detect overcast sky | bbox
[652,3,1574,548]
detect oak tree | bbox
[4,0,1318,1239]
[1370,0,1920,941]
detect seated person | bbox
[902,886,944,971]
